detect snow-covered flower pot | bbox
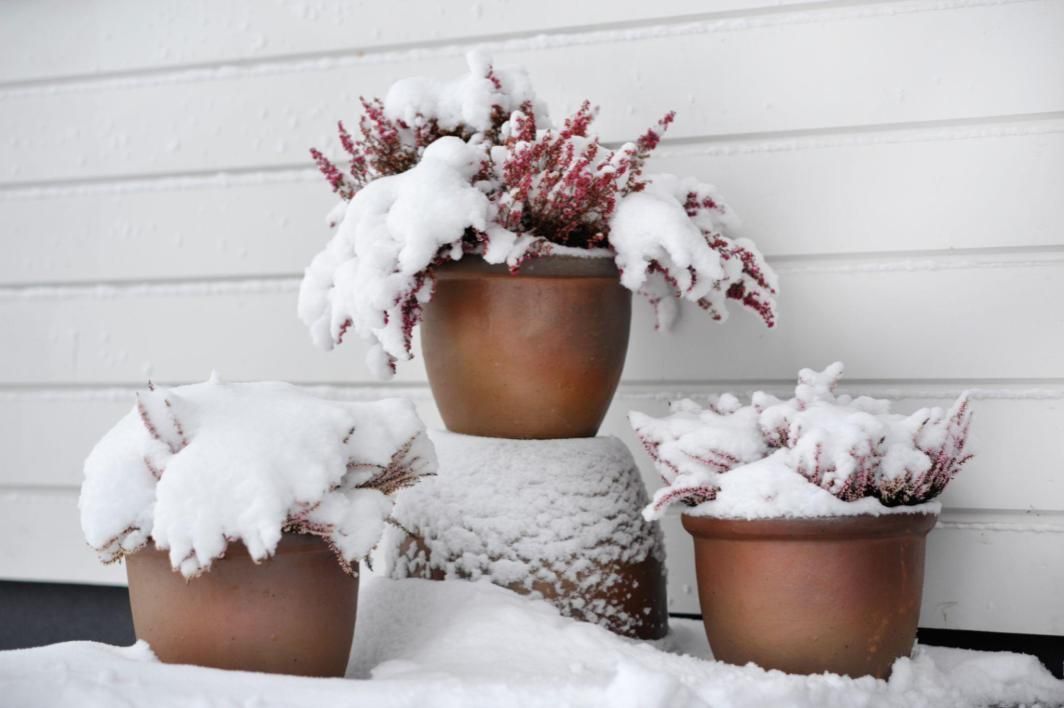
[381,431,669,639]
[125,532,358,676]
[79,378,435,676]
[633,363,973,679]
[421,256,630,438]
[298,53,777,431]
[681,511,937,679]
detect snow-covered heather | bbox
[379,431,665,636]
[79,376,435,577]
[610,173,777,330]
[633,363,972,520]
[2,577,1060,708]
[300,52,777,379]
[299,137,492,378]
[384,49,547,138]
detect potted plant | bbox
[299,52,778,439]
[631,362,973,679]
[79,376,435,677]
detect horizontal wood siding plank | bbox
[0,490,125,586]
[0,176,336,286]
[0,0,805,84]
[4,123,1062,285]
[3,1,1062,183]
[920,519,1064,635]
[1,262,1060,384]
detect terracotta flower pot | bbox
[682,512,937,679]
[421,256,631,439]
[385,432,669,639]
[126,533,358,677]
[397,534,669,640]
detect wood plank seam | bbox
[0,0,1037,100]
[2,112,1061,195]
[1,248,1062,298]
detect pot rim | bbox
[681,511,938,540]
[433,254,620,280]
[136,531,339,564]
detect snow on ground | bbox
[1,577,1060,708]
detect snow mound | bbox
[610,174,777,330]
[298,137,493,379]
[3,578,1061,708]
[79,377,435,577]
[384,49,548,135]
[380,431,667,637]
[634,362,972,520]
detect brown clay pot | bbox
[385,433,669,639]
[683,512,937,679]
[421,256,631,439]
[398,533,669,640]
[126,533,358,677]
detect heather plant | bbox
[300,51,778,379]
[310,53,537,208]
[632,363,973,519]
[81,378,435,577]
[311,95,506,204]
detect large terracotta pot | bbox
[126,533,358,677]
[397,534,669,640]
[385,432,669,640]
[683,512,937,679]
[420,256,631,439]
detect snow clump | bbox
[633,362,972,520]
[79,377,435,577]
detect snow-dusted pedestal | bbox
[381,432,668,639]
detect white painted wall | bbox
[1,0,1062,636]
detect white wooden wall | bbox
[1,0,1062,636]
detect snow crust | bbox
[610,174,775,329]
[380,431,665,635]
[634,363,969,520]
[2,577,1060,708]
[677,451,942,520]
[299,137,492,378]
[79,378,435,576]
[384,49,548,135]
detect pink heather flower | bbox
[299,55,778,378]
[633,366,975,516]
[628,110,676,192]
[494,102,665,249]
[310,148,354,201]
[649,484,719,516]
